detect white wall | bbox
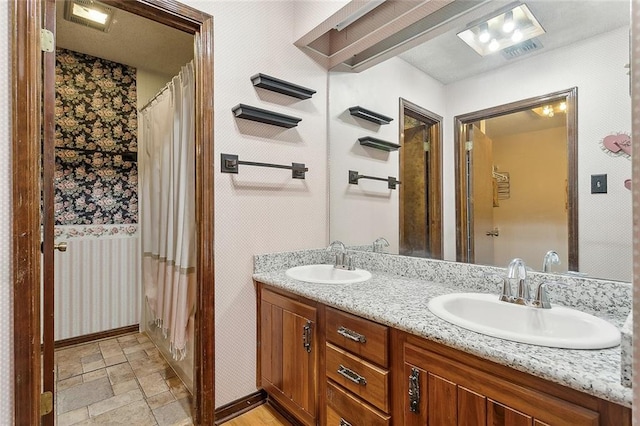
[328,57,446,252]
[179,0,329,407]
[0,0,13,423]
[293,0,350,42]
[445,27,632,281]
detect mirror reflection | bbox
[328,0,631,282]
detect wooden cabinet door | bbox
[487,400,532,426]
[404,363,488,426]
[282,308,316,416]
[260,289,317,425]
[402,342,600,426]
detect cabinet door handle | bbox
[408,367,420,413]
[337,364,367,386]
[337,326,367,343]
[339,419,353,426]
[302,321,312,353]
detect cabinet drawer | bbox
[326,342,389,412]
[326,306,388,367]
[326,380,390,426]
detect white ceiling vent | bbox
[501,38,543,60]
[64,0,114,33]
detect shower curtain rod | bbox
[139,61,194,112]
[138,80,173,113]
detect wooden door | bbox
[41,0,57,423]
[470,124,495,265]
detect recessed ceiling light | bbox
[64,0,114,33]
[457,4,545,56]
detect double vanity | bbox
[253,248,632,425]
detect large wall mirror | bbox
[327,0,631,282]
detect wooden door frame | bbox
[453,88,578,271]
[399,98,443,259]
[11,0,215,424]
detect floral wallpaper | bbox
[55,48,138,225]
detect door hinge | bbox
[423,141,430,152]
[465,141,473,151]
[41,29,54,53]
[40,391,53,416]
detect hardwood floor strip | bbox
[219,403,292,426]
[214,389,267,425]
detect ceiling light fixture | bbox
[334,0,385,32]
[532,102,567,118]
[64,0,114,33]
[457,3,545,56]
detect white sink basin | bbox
[427,293,620,349]
[285,264,371,284]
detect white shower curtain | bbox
[140,62,196,360]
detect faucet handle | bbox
[532,281,565,309]
[499,277,514,302]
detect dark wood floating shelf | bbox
[349,106,394,125]
[251,73,316,100]
[358,136,401,152]
[232,104,302,128]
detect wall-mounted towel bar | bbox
[349,170,401,189]
[56,147,137,162]
[221,153,308,179]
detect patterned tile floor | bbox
[55,332,193,426]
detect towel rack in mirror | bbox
[349,170,400,189]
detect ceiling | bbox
[397,0,630,85]
[56,2,194,77]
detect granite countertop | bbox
[253,268,632,408]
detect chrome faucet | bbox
[500,258,529,305]
[327,241,354,270]
[372,237,389,253]
[542,250,561,273]
[500,258,561,308]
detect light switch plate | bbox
[591,174,607,194]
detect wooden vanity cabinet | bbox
[256,284,630,426]
[392,331,631,426]
[258,286,318,426]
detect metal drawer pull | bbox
[340,419,352,426]
[409,367,420,413]
[337,364,367,385]
[302,321,312,353]
[337,326,366,343]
